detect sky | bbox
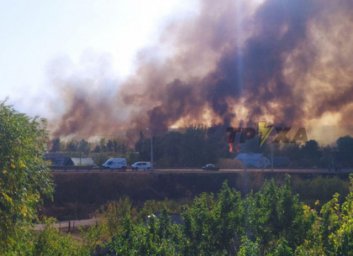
[0,0,197,116]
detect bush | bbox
[32,219,88,256]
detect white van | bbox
[102,158,127,170]
[131,161,152,171]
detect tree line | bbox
[50,126,353,168]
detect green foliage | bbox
[103,197,134,236]
[0,103,53,251]
[241,177,314,255]
[105,177,353,255]
[294,174,353,255]
[105,179,312,255]
[32,219,88,256]
[34,173,352,255]
[237,236,260,256]
[138,199,186,221]
[1,227,35,256]
[316,176,353,255]
[293,176,348,205]
[267,238,293,256]
[1,218,89,256]
[181,192,224,255]
[80,223,107,252]
[109,212,182,256]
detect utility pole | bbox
[271,142,274,171]
[150,134,154,169]
[146,128,154,169]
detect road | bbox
[51,168,352,174]
[33,217,100,232]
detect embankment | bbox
[43,171,351,220]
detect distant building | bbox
[44,153,73,167]
[44,153,96,168]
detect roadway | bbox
[51,168,352,174]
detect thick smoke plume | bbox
[51,0,353,144]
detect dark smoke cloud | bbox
[50,0,353,143]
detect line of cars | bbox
[103,158,219,171]
[102,158,152,171]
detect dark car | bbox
[202,164,219,171]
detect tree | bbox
[336,136,353,168]
[65,140,78,152]
[78,139,90,155]
[300,140,321,167]
[0,103,53,251]
[102,176,353,255]
[33,219,86,256]
[50,138,62,152]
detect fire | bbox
[169,106,223,129]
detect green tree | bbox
[237,236,260,256]
[316,175,353,255]
[0,103,53,251]
[102,176,353,255]
[262,179,312,250]
[109,209,182,256]
[294,175,353,255]
[33,219,87,256]
[181,182,244,256]
[104,197,134,237]
[267,238,293,256]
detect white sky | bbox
[0,0,197,116]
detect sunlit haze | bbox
[0,0,197,114]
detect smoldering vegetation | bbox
[50,0,353,142]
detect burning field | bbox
[50,0,353,144]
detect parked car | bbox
[131,161,152,171]
[102,158,127,170]
[202,163,219,171]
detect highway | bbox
[51,168,352,174]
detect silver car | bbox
[131,161,152,171]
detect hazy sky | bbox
[3,0,350,144]
[0,0,197,116]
